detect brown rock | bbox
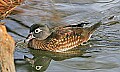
[0,23,15,72]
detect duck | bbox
[25,22,101,52]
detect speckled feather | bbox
[28,22,101,52]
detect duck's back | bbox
[45,27,89,52]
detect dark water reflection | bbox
[27,48,86,71]
[15,45,92,72]
[1,0,120,72]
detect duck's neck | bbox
[28,38,47,50]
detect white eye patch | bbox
[34,28,42,34]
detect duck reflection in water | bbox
[25,45,91,72]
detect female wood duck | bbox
[25,22,101,52]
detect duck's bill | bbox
[24,33,35,43]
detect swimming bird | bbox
[25,22,101,52]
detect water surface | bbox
[2,0,120,72]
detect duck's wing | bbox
[45,27,87,52]
[46,26,84,41]
[47,22,101,41]
[44,22,101,52]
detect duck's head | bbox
[25,24,51,42]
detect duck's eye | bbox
[34,28,42,34]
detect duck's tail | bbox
[86,21,102,34]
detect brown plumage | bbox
[25,22,101,52]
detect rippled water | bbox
[1,0,120,72]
